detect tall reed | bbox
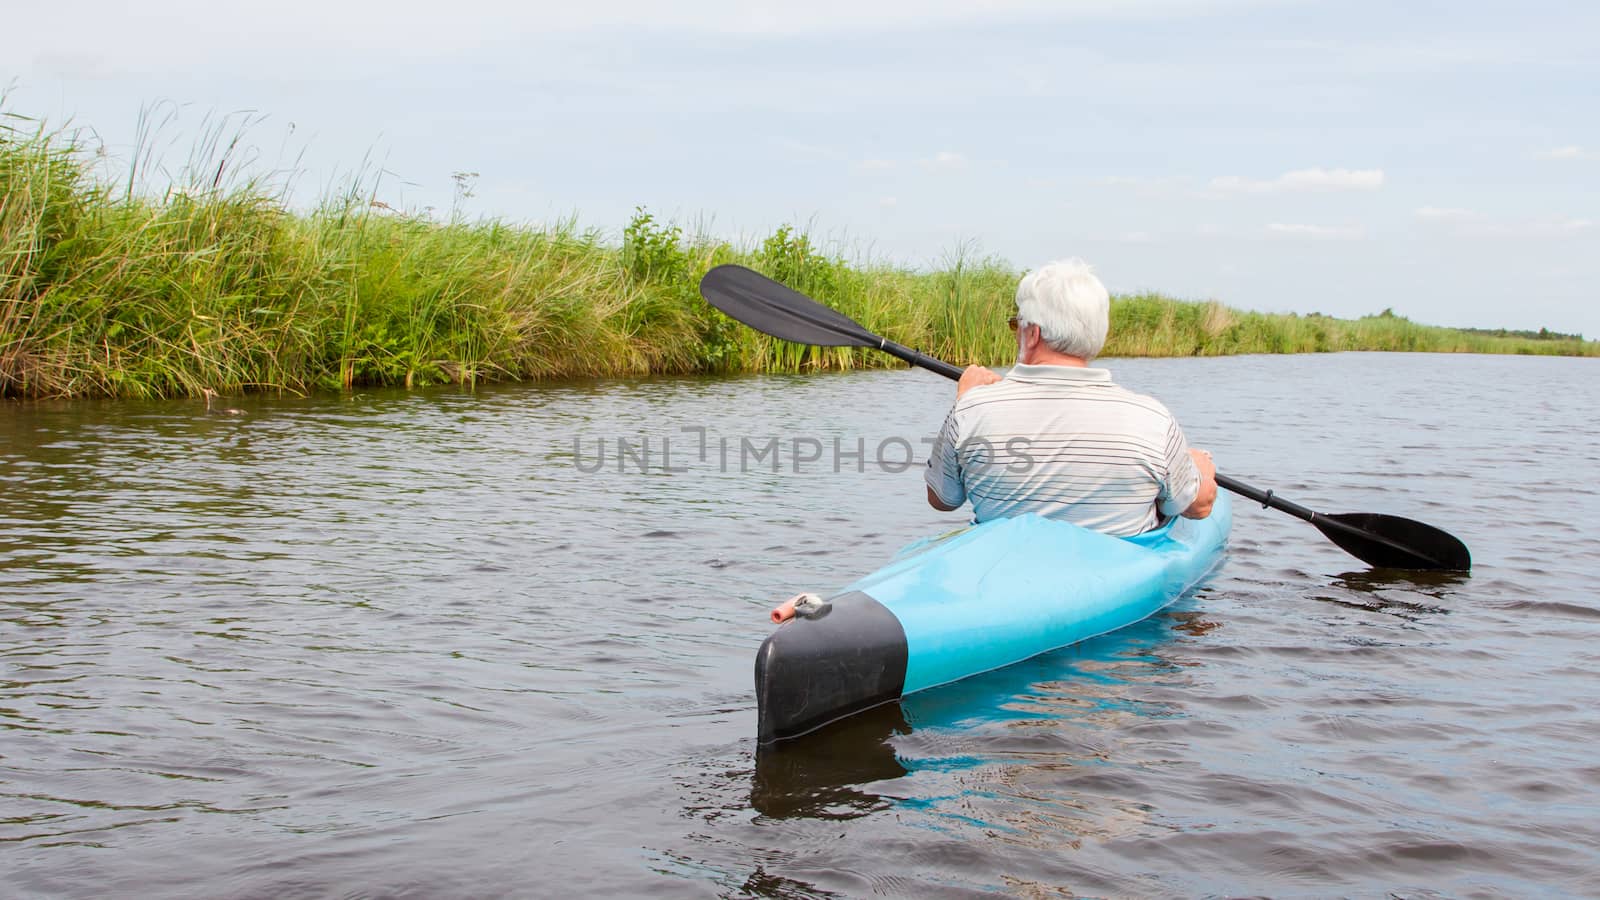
[1,114,1592,400]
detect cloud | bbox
[13,0,1282,62]
[1211,168,1384,194]
[1465,217,1594,238]
[1533,145,1596,161]
[878,196,899,208]
[1414,206,1481,221]
[1416,208,1593,238]
[917,151,968,172]
[1266,223,1366,240]
[1092,174,1187,199]
[27,50,119,81]
[1259,36,1579,75]
[852,153,968,174]
[772,138,845,161]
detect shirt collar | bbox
[1004,363,1113,384]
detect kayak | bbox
[755,491,1233,743]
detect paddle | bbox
[699,263,1472,572]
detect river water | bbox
[3,352,1598,897]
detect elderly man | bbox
[925,259,1217,535]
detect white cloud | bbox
[1414,206,1481,220]
[1260,36,1576,75]
[772,138,844,161]
[1465,217,1594,238]
[1093,174,1186,199]
[878,196,899,208]
[1416,208,1593,238]
[853,153,968,174]
[1533,145,1596,161]
[918,151,969,172]
[1211,167,1384,194]
[1094,175,1148,187]
[13,0,1285,73]
[1266,223,1366,240]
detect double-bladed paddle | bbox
[699,263,1472,572]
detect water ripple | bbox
[3,355,1599,896]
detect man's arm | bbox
[1156,419,1215,521]
[927,366,999,511]
[1182,447,1218,519]
[924,388,975,512]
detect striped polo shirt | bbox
[924,363,1202,536]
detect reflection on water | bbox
[751,704,910,821]
[5,354,1600,897]
[1313,568,1470,619]
[1332,567,1472,595]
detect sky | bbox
[6,0,1598,335]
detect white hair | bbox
[1015,258,1110,361]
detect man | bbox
[925,259,1217,536]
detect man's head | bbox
[1015,259,1110,362]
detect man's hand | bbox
[957,365,1003,400]
[1183,447,1218,519]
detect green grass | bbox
[2,112,1593,400]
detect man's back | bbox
[925,363,1201,536]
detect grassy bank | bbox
[2,116,1592,400]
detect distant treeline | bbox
[1458,326,1584,341]
[2,113,1594,400]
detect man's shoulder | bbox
[1098,381,1177,419]
[951,376,1036,413]
[955,374,1176,420]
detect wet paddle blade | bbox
[699,265,879,348]
[1316,513,1472,571]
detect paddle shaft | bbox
[882,340,965,380]
[1215,472,1314,520]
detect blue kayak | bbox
[755,491,1233,743]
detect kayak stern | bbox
[754,591,909,744]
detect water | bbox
[3,353,1598,897]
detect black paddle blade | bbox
[699,265,879,348]
[1315,513,1472,571]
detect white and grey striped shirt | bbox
[924,363,1201,536]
